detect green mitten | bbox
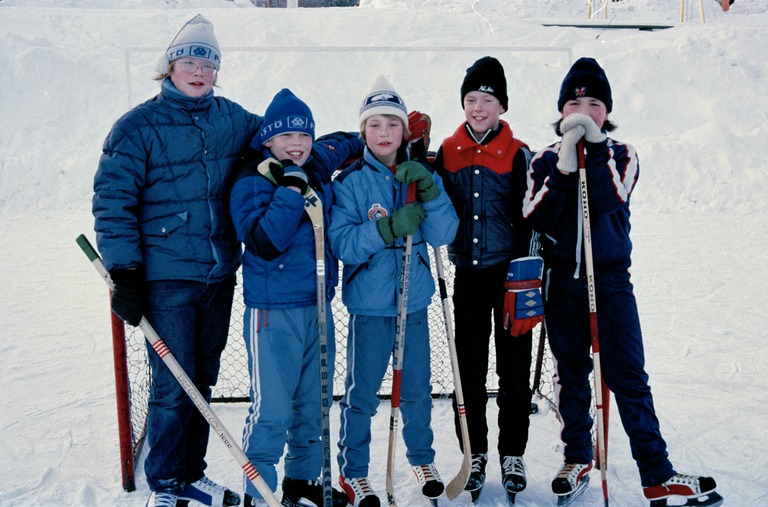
[376,203,425,244]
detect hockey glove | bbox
[271,159,309,195]
[560,113,607,144]
[556,125,586,174]
[110,268,144,327]
[503,256,545,337]
[395,161,440,203]
[376,202,425,244]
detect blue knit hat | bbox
[155,14,222,74]
[252,88,315,148]
[557,57,613,113]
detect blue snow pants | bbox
[241,302,336,500]
[337,308,435,479]
[143,275,236,495]
[544,266,675,487]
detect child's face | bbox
[170,57,216,98]
[265,133,313,166]
[463,91,504,134]
[363,114,404,166]
[561,97,608,128]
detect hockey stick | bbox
[577,141,609,507]
[433,246,472,499]
[75,234,282,507]
[257,160,334,507]
[530,320,549,414]
[386,185,417,507]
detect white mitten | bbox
[556,125,585,173]
[560,113,606,143]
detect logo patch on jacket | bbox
[367,203,388,220]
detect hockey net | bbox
[112,247,556,491]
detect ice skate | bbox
[280,476,349,507]
[339,475,381,507]
[500,456,526,504]
[178,476,240,507]
[643,473,723,507]
[552,462,592,506]
[244,494,269,507]
[145,491,177,507]
[464,453,487,503]
[412,463,444,506]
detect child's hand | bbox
[395,161,440,202]
[376,202,424,244]
[556,125,585,174]
[272,159,309,194]
[560,113,606,143]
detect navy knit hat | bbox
[461,56,508,111]
[557,57,613,113]
[253,88,315,148]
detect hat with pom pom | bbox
[359,75,408,127]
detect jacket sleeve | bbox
[581,139,639,216]
[92,117,147,271]
[312,131,365,174]
[230,161,306,261]
[419,165,459,247]
[522,143,579,235]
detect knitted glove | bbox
[270,159,309,195]
[556,125,586,174]
[376,203,425,244]
[502,256,544,337]
[110,268,143,327]
[560,113,606,143]
[395,161,440,203]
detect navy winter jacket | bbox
[229,132,365,309]
[523,136,639,275]
[93,78,262,282]
[434,120,536,269]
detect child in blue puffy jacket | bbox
[229,88,363,507]
[328,75,459,507]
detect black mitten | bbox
[271,159,309,195]
[109,268,143,327]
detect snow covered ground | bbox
[1,0,767,505]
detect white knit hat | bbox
[359,75,408,128]
[155,14,221,74]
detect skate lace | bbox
[665,473,696,486]
[501,456,525,477]
[413,463,442,484]
[194,476,225,493]
[150,492,178,507]
[556,463,586,481]
[470,453,487,474]
[345,477,374,496]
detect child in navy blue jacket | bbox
[523,57,721,506]
[229,88,363,507]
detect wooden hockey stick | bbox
[76,234,282,507]
[386,185,417,507]
[433,246,472,499]
[577,141,610,506]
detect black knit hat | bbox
[461,56,508,111]
[557,57,613,113]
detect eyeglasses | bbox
[176,58,217,75]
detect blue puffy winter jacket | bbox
[93,78,262,282]
[229,132,365,309]
[329,148,459,316]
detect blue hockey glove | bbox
[503,256,545,337]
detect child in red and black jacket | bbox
[433,56,542,504]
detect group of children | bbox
[95,14,721,507]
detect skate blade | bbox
[650,491,724,507]
[506,491,517,505]
[556,475,590,506]
[469,488,483,504]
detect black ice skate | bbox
[412,463,444,506]
[464,453,487,503]
[177,476,240,507]
[643,473,723,507]
[280,476,349,507]
[500,456,526,504]
[552,462,592,506]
